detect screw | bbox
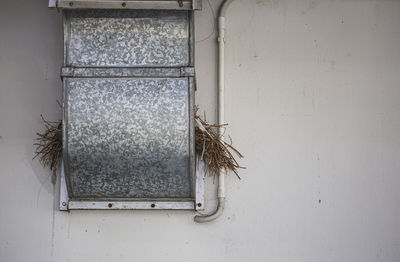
[69,2,73,6]
[121,2,126,7]
[108,203,113,208]
[197,203,202,207]
[151,203,155,208]
[62,202,67,206]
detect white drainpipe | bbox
[194,0,234,223]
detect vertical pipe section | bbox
[194,0,234,223]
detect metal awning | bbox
[49,0,202,10]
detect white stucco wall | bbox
[1,0,400,261]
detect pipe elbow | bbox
[193,197,225,223]
[219,0,234,17]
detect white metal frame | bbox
[60,162,205,211]
[57,4,204,212]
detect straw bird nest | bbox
[194,108,244,179]
[34,108,244,178]
[33,115,62,173]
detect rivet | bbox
[121,2,126,7]
[69,2,73,6]
[151,203,155,208]
[197,203,202,207]
[178,1,183,7]
[108,203,113,208]
[62,202,67,206]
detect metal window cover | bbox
[49,0,202,10]
[65,10,190,67]
[59,9,204,211]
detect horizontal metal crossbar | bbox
[50,0,202,10]
[60,67,195,78]
[68,200,195,210]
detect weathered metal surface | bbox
[48,0,57,8]
[60,67,195,78]
[192,0,202,10]
[51,0,202,10]
[68,200,195,210]
[195,161,205,210]
[64,78,192,199]
[65,10,190,67]
[180,67,196,77]
[59,9,202,210]
[59,162,69,211]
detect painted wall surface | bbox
[1,0,400,261]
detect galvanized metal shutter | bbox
[60,9,203,210]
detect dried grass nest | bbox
[34,108,244,178]
[33,115,62,173]
[194,108,244,179]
